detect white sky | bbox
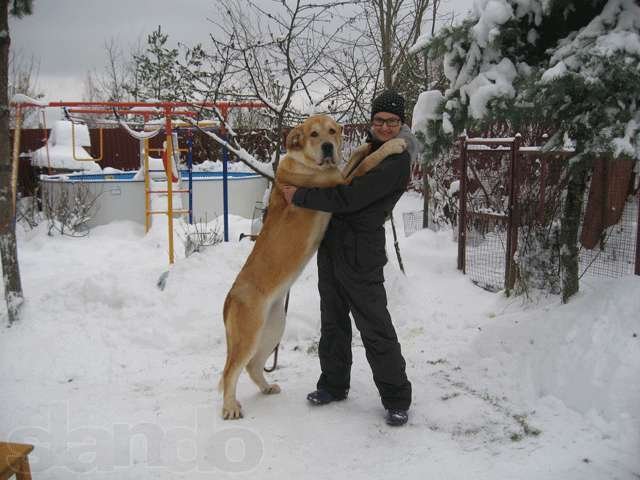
[9,0,476,103]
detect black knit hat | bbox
[371,90,405,123]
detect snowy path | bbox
[1,193,638,479]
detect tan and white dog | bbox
[220,115,405,419]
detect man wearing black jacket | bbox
[282,90,412,426]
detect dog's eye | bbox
[329,129,336,135]
[310,131,319,137]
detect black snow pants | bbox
[315,220,412,411]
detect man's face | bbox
[371,113,402,142]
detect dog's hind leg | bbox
[246,294,286,395]
[221,296,265,420]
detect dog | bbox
[220,115,406,419]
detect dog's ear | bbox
[286,125,305,151]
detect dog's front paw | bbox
[384,138,406,155]
[262,383,281,395]
[222,400,243,420]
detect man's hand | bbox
[281,185,298,204]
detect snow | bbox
[30,120,101,172]
[191,160,258,174]
[12,93,48,107]
[131,157,168,181]
[540,60,567,82]
[471,0,513,47]
[1,192,638,479]
[412,90,444,142]
[184,118,275,180]
[546,0,640,77]
[612,117,639,158]
[462,57,518,119]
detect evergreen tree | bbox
[126,26,181,102]
[415,0,640,301]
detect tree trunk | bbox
[422,167,429,228]
[560,154,590,303]
[0,0,24,324]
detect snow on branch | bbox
[12,93,48,107]
[182,117,275,181]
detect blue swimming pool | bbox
[40,169,269,227]
[46,170,261,182]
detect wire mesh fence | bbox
[579,195,638,279]
[402,210,424,237]
[464,213,508,292]
[459,137,639,293]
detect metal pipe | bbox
[143,138,151,233]
[164,107,175,264]
[222,140,230,242]
[457,135,467,272]
[505,135,521,293]
[40,110,52,175]
[220,106,230,242]
[48,100,265,109]
[71,123,103,161]
[187,133,194,225]
[11,107,23,218]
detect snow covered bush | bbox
[42,183,100,237]
[15,193,41,231]
[180,217,223,257]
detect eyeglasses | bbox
[372,117,401,127]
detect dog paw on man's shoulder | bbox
[383,137,406,155]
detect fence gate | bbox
[457,136,640,293]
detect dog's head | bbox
[285,115,343,168]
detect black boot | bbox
[307,389,347,406]
[385,409,409,426]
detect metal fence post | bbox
[458,135,468,272]
[636,188,640,276]
[505,135,520,293]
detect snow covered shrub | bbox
[412,129,460,230]
[15,192,41,230]
[42,183,100,237]
[428,153,460,230]
[180,216,222,257]
[515,221,562,295]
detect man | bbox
[282,90,413,426]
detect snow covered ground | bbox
[1,192,639,479]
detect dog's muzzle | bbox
[320,142,335,165]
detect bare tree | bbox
[83,37,144,103]
[8,49,43,127]
[319,0,447,125]
[1,0,33,325]
[96,39,130,101]
[207,0,357,168]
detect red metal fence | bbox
[457,136,639,293]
